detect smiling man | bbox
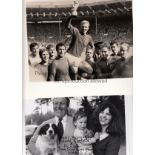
[47,43,71,81]
[46,44,57,64]
[65,1,94,58]
[28,97,78,155]
[66,16,94,59]
[63,1,94,79]
[29,42,41,66]
[30,48,49,81]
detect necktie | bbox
[57,118,64,141]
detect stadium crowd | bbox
[27,18,133,46]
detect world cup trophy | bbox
[71,1,80,16]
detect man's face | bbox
[80,23,89,35]
[53,98,68,119]
[86,49,94,60]
[95,47,101,56]
[111,44,119,55]
[48,48,57,60]
[31,45,38,56]
[41,51,49,63]
[120,44,129,58]
[100,47,109,60]
[57,46,66,58]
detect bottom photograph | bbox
[24,96,129,155]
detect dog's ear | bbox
[38,124,49,135]
[52,124,62,141]
[52,124,59,134]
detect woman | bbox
[93,103,125,155]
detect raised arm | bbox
[27,129,40,155]
[65,15,76,29]
[28,119,56,155]
[65,1,79,29]
[27,123,46,155]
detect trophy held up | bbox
[71,1,80,16]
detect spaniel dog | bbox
[35,123,60,155]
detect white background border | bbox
[0,0,155,155]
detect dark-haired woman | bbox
[93,103,125,155]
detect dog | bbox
[35,123,60,155]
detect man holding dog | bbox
[28,97,78,155]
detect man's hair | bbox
[120,42,130,50]
[30,42,38,51]
[56,43,66,51]
[86,45,94,52]
[102,44,110,50]
[94,42,109,50]
[39,48,48,58]
[110,41,119,47]
[53,97,70,107]
[46,44,55,50]
[80,20,90,27]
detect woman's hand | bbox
[94,132,99,140]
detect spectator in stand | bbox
[46,44,57,64]
[28,42,41,66]
[47,43,71,81]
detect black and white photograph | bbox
[26,0,133,82]
[24,95,128,155]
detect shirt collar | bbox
[55,115,68,123]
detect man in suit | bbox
[28,97,78,155]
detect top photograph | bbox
[26,0,133,82]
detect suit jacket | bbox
[28,116,78,155]
[58,116,78,155]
